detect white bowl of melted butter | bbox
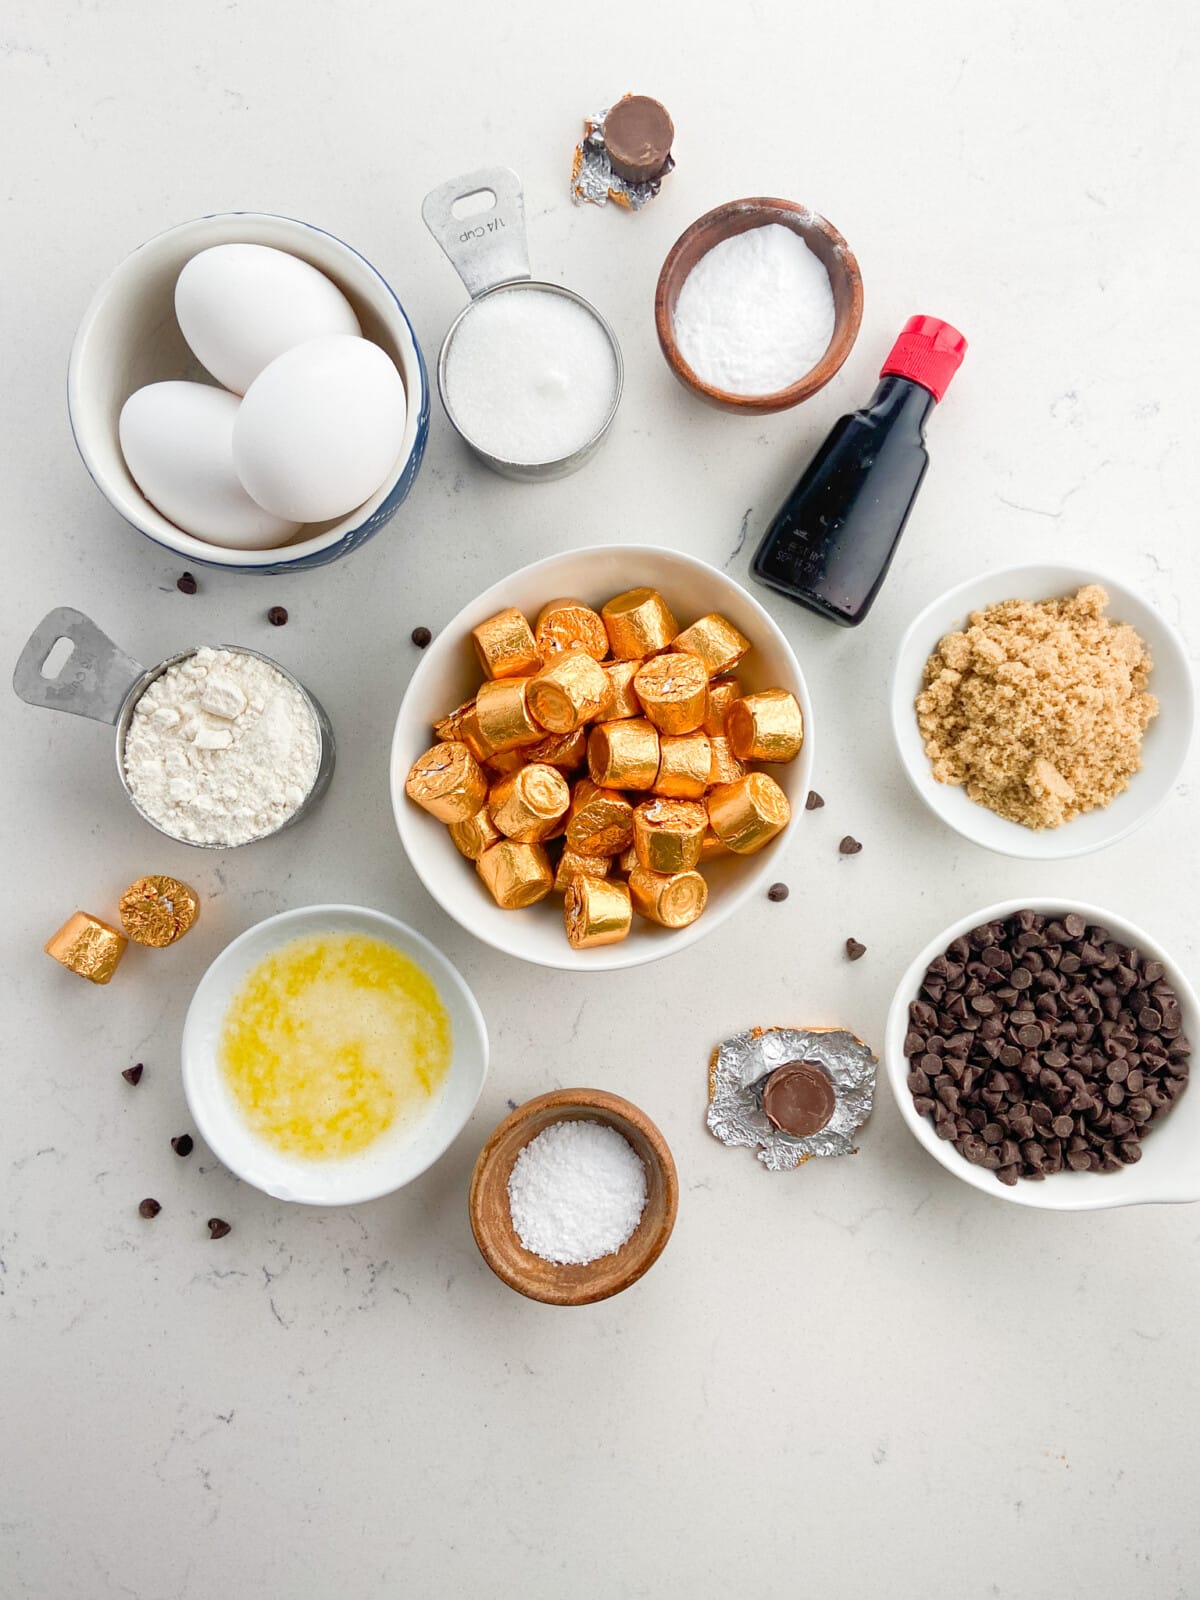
[182,905,488,1204]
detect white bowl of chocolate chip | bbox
[884,899,1196,1210]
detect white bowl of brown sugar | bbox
[891,564,1194,859]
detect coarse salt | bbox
[507,1119,648,1266]
[442,287,618,466]
[672,223,835,397]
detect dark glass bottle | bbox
[752,317,966,626]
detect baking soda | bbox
[442,287,618,466]
[507,1119,648,1266]
[672,223,835,397]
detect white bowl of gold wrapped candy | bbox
[390,546,813,970]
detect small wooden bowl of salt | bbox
[469,1088,679,1306]
[655,197,864,415]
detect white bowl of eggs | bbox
[68,213,430,574]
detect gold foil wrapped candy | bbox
[405,741,488,823]
[527,651,612,733]
[633,797,707,873]
[699,827,732,862]
[489,763,571,842]
[654,732,712,799]
[525,728,588,770]
[45,911,127,984]
[535,599,609,661]
[628,865,708,929]
[449,807,503,860]
[118,875,199,947]
[553,848,612,894]
[633,653,709,735]
[703,677,742,737]
[603,659,643,719]
[564,876,632,948]
[484,749,526,779]
[725,689,805,764]
[434,699,492,764]
[565,780,635,857]
[471,607,541,680]
[477,841,554,909]
[588,718,660,791]
[707,736,745,788]
[673,613,751,678]
[708,772,791,854]
[475,677,544,752]
[601,587,678,659]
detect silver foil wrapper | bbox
[707,1026,877,1171]
[571,106,675,211]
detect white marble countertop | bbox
[3,4,1198,1596]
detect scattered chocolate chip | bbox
[122,1063,144,1086]
[411,626,432,648]
[176,572,197,595]
[171,1134,194,1157]
[138,1198,161,1219]
[207,1217,232,1240]
[838,836,862,855]
[267,606,288,627]
[845,938,867,961]
[767,883,789,902]
[805,790,824,810]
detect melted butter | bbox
[219,932,451,1160]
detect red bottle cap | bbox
[880,316,967,402]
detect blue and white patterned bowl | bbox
[68,212,429,574]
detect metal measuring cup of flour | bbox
[12,607,335,848]
[422,165,624,482]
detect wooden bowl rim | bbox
[468,1087,679,1306]
[654,197,864,414]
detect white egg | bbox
[175,244,362,395]
[119,382,301,549]
[233,335,407,523]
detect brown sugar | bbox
[915,585,1158,830]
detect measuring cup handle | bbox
[12,607,146,725]
[421,166,532,299]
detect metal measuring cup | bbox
[13,608,335,848]
[422,166,624,482]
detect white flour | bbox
[672,222,836,397]
[122,646,320,846]
[507,1119,647,1266]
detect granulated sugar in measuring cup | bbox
[423,167,623,480]
[13,608,334,848]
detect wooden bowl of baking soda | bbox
[469,1088,678,1306]
[655,198,863,415]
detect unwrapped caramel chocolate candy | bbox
[528,651,612,733]
[628,865,707,929]
[708,772,791,854]
[633,797,707,873]
[633,652,708,735]
[603,659,643,719]
[588,718,660,791]
[535,598,608,661]
[118,875,199,947]
[564,876,632,948]
[405,741,488,823]
[703,677,742,737]
[601,587,678,658]
[489,763,570,842]
[475,677,544,752]
[565,780,635,857]
[673,613,751,678]
[725,689,804,764]
[449,807,503,860]
[471,607,541,680]
[654,732,711,799]
[45,911,127,984]
[477,840,553,908]
[707,736,745,788]
[553,848,611,894]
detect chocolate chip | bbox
[845,938,867,961]
[767,882,789,902]
[267,606,288,626]
[122,1063,144,1085]
[171,1134,194,1157]
[805,790,824,810]
[176,572,197,594]
[411,626,432,648]
[838,836,862,855]
[138,1198,161,1219]
[207,1218,231,1240]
